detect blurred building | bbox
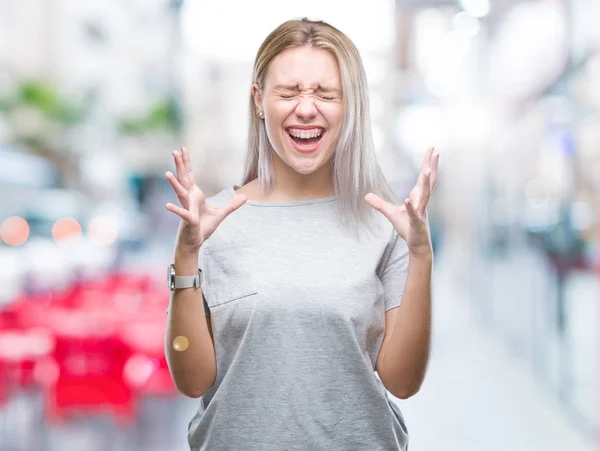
[0,0,184,192]
[392,0,600,439]
[180,58,253,192]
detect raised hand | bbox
[165,147,247,254]
[365,146,440,258]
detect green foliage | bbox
[118,96,181,135]
[0,79,180,138]
[15,134,44,149]
[0,98,11,113]
[0,80,85,126]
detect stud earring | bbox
[257,110,264,119]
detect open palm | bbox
[165,147,247,253]
[365,146,439,258]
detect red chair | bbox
[105,272,156,296]
[0,300,56,392]
[43,308,136,425]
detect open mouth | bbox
[287,127,324,147]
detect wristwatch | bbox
[167,264,201,291]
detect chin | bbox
[293,165,320,175]
[292,155,332,175]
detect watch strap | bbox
[173,271,201,290]
[169,263,201,291]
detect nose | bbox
[295,95,318,120]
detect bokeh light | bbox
[87,216,119,247]
[123,354,159,389]
[459,0,490,18]
[52,218,82,243]
[0,216,30,246]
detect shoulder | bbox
[204,180,258,207]
[201,186,248,250]
[204,187,234,208]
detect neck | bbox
[261,154,335,201]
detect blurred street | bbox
[398,238,595,451]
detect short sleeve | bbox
[379,230,409,311]
[202,295,211,316]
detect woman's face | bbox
[253,46,344,176]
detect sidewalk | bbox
[394,243,594,451]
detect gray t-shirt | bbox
[186,186,410,451]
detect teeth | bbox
[288,128,323,139]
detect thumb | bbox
[220,194,247,219]
[365,193,395,221]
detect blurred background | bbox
[0,0,598,450]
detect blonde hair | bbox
[242,18,400,238]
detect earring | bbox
[257,109,264,119]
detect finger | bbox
[430,151,440,189]
[179,147,198,188]
[182,147,198,185]
[165,171,189,208]
[173,149,185,181]
[418,170,432,215]
[181,147,192,173]
[165,203,194,224]
[219,194,248,219]
[420,146,435,173]
[364,193,396,220]
[181,147,197,185]
[414,146,434,191]
[404,198,419,222]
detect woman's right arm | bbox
[162,147,246,398]
[165,247,215,398]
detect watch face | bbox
[167,264,175,291]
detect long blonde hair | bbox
[242,18,400,238]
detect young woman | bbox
[164,18,439,451]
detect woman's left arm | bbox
[376,253,432,399]
[365,145,440,400]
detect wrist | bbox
[175,241,202,257]
[175,247,200,257]
[408,248,433,264]
[174,247,201,275]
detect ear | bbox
[252,83,263,113]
